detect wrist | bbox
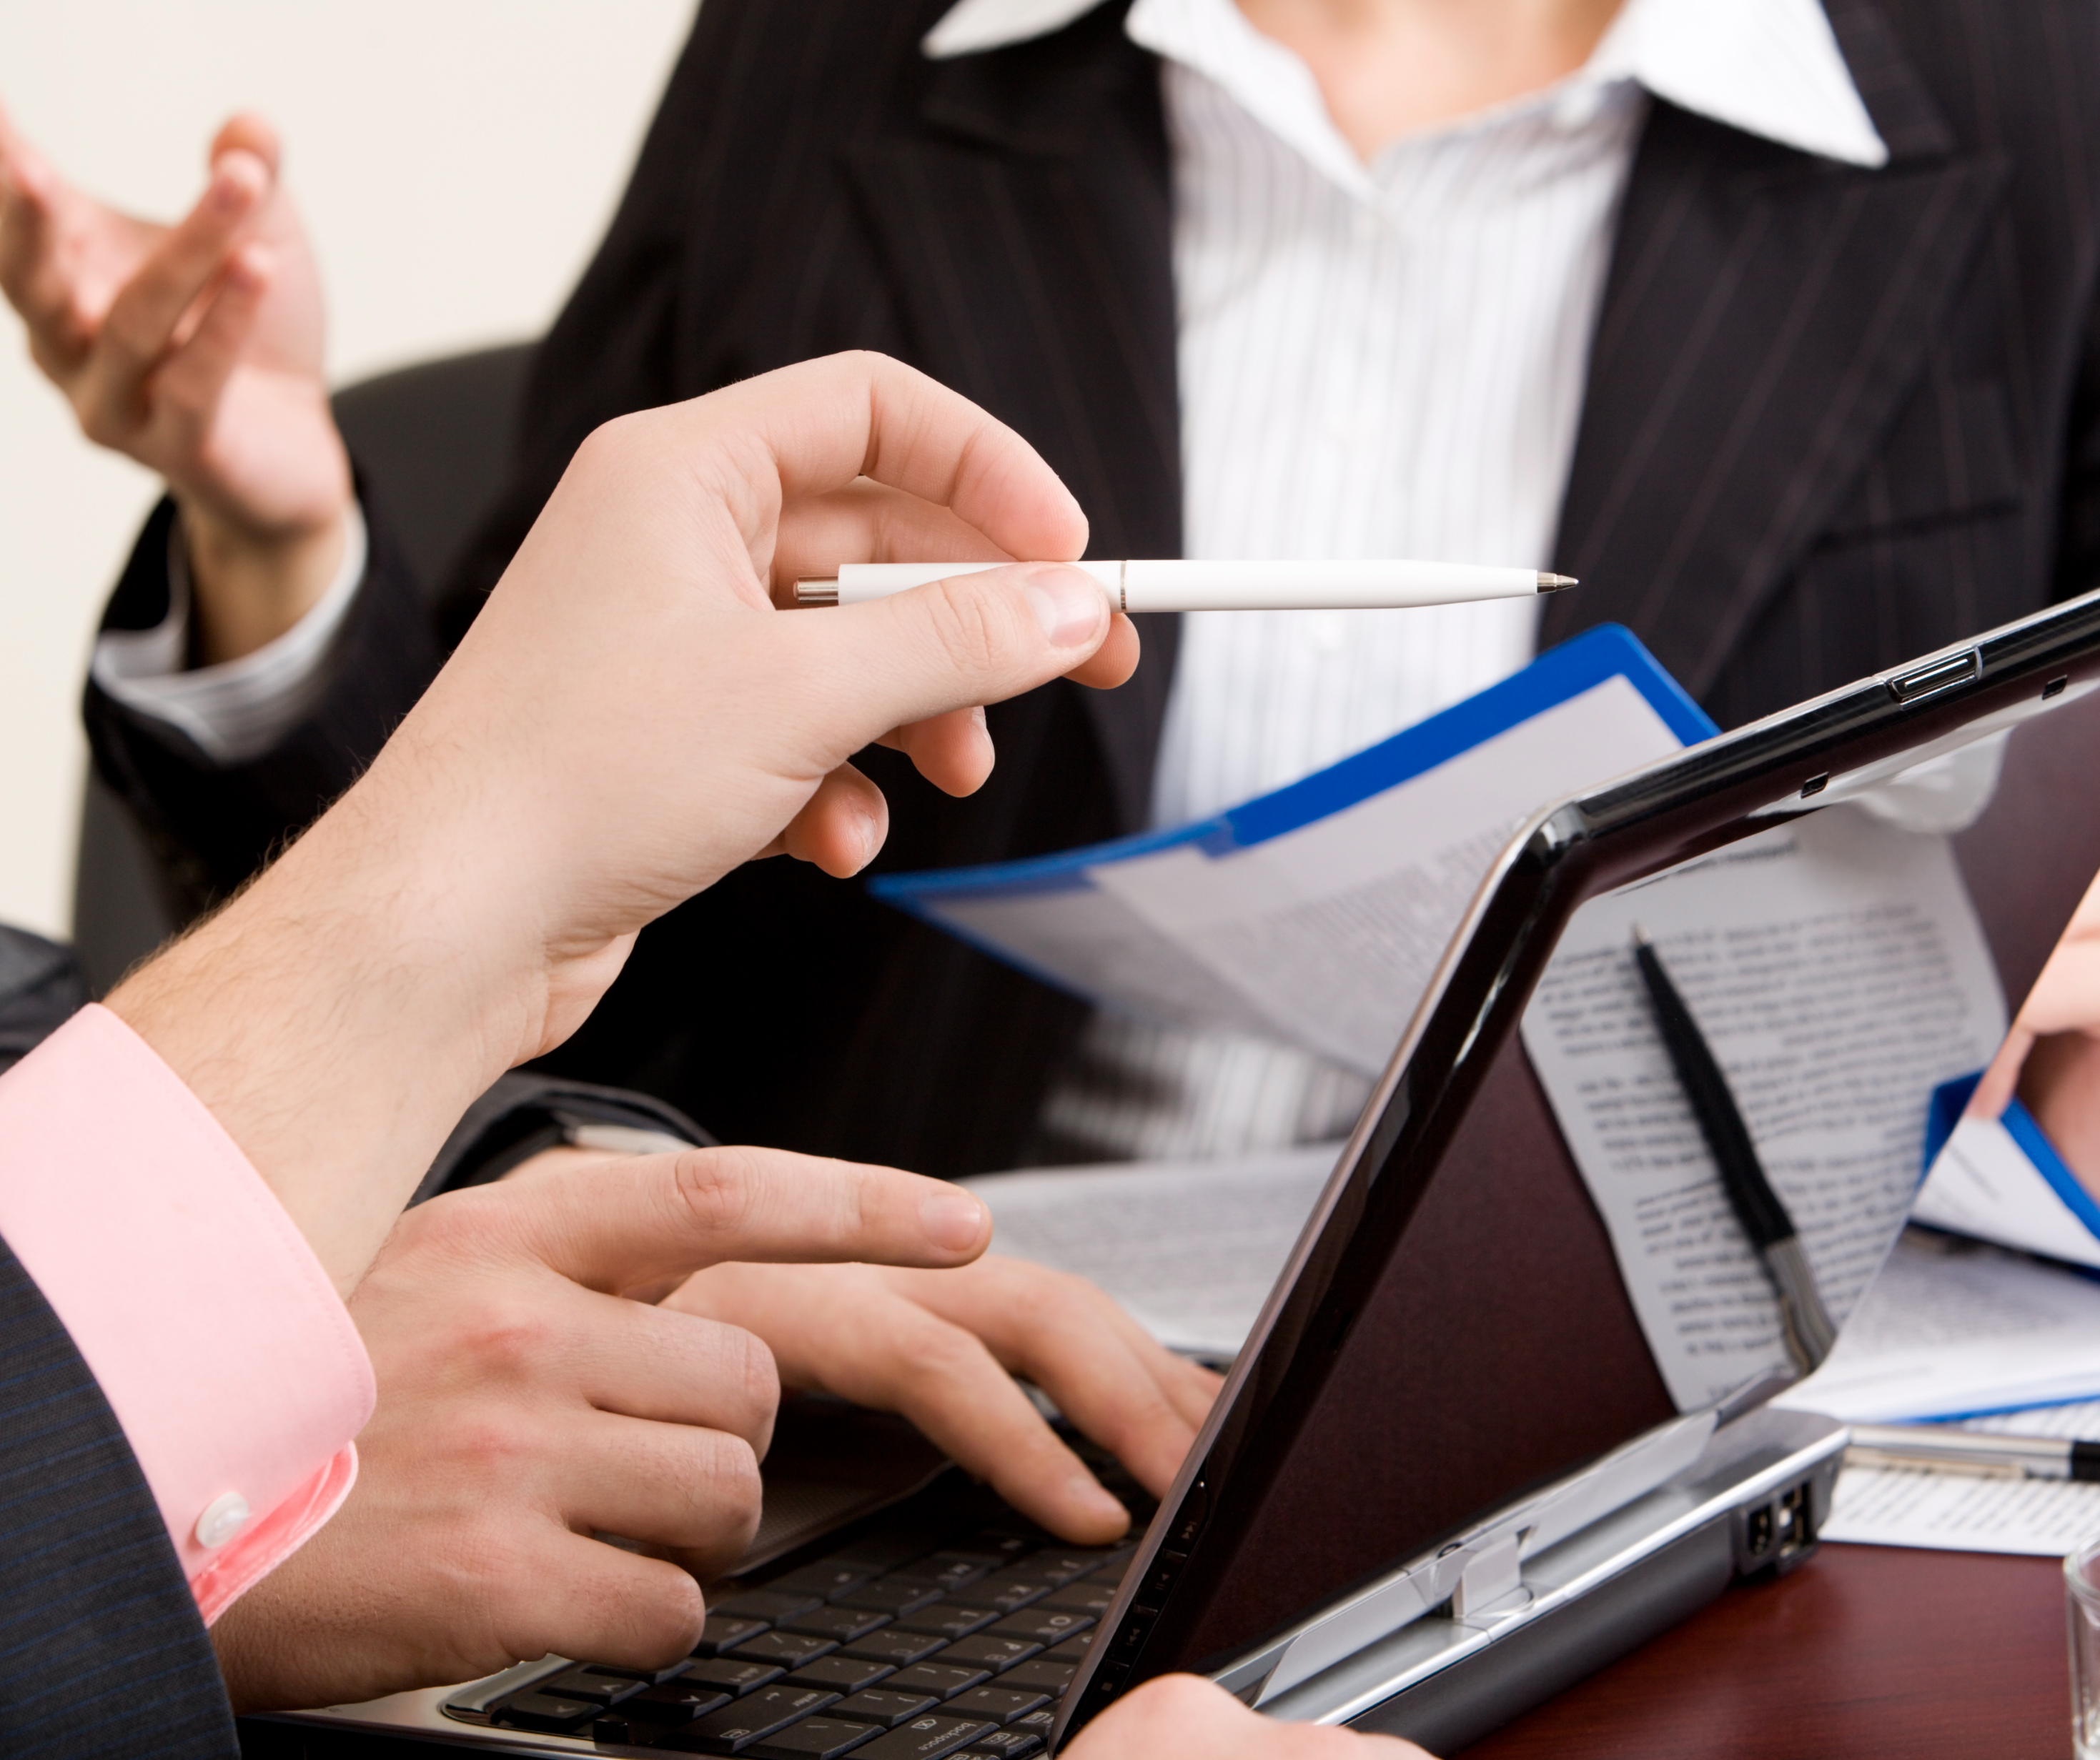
[106,790,536,1293]
[178,496,352,666]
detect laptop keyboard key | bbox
[684,1659,787,1696]
[1042,1631,1095,1661]
[997,1661,1074,1695]
[987,1610,1094,1646]
[749,1716,883,1759]
[495,1691,597,1732]
[844,1715,994,1760]
[783,1606,894,1643]
[733,1631,841,1669]
[786,1655,897,1695]
[971,1576,1052,1614]
[959,1731,1044,1759]
[668,1686,839,1753]
[838,1580,947,1616]
[1041,1583,1114,1615]
[715,1591,825,1624]
[767,1561,880,1601]
[938,1636,1038,1672]
[890,1556,994,1592]
[842,1629,951,1668]
[885,1661,991,1700]
[543,1667,645,1705]
[896,1606,998,1642]
[627,1681,735,1724]
[831,1688,941,1728]
[946,1687,1049,1726]
[696,1615,774,1657]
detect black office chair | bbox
[69,342,538,993]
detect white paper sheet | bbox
[961,1143,1342,1358]
[878,625,1711,1078]
[1821,1460,2100,1555]
[1079,680,1680,1073]
[1520,808,2009,1412]
[1776,1231,2100,1422]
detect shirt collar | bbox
[922,0,1888,171]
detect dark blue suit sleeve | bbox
[0,1230,236,1756]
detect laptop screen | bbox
[1063,597,2100,1731]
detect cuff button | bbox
[194,1491,252,1551]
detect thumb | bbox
[503,1145,993,1294]
[789,561,1112,755]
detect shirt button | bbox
[194,1491,252,1551]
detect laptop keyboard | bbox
[460,1461,1151,1758]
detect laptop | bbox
[244,589,2100,1759]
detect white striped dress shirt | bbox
[923,0,1889,1162]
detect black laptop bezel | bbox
[1055,587,2100,1745]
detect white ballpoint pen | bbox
[792,559,1578,612]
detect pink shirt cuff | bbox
[0,1005,375,1616]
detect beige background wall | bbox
[0,1,695,938]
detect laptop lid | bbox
[1056,587,2100,1743]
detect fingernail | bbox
[1071,1474,1130,1528]
[921,1189,989,1253]
[1024,565,1105,647]
[850,801,880,873]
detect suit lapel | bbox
[843,1,1182,831]
[1545,3,2009,702]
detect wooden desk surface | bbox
[1462,1543,2069,1759]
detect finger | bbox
[769,478,1013,605]
[773,561,1114,773]
[76,150,267,431]
[864,609,1136,796]
[500,1526,708,1677]
[149,239,269,454]
[0,121,70,329]
[1064,610,1142,690]
[556,1411,764,1581]
[877,705,996,798]
[806,1291,1134,1543]
[704,352,1089,565]
[520,1281,780,1448]
[934,1263,1217,1497]
[1969,1027,2032,1119]
[211,111,283,182]
[1065,1674,1427,1759]
[488,1146,994,1293]
[776,760,889,875]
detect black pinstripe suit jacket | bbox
[84,0,2100,1175]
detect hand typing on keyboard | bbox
[209,1141,999,1712]
[663,1258,1221,1543]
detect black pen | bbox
[1630,928,1838,1373]
[1846,1424,2100,1482]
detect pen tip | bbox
[1537,572,1580,593]
[1630,923,1650,948]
